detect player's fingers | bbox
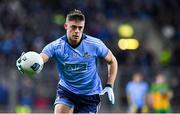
[17,66,23,74]
[16,58,21,65]
[99,88,107,95]
[17,66,21,70]
[111,93,115,104]
[108,91,112,101]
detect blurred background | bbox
[0,0,180,113]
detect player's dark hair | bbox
[66,9,85,22]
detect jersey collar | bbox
[62,34,87,48]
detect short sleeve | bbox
[41,41,55,58]
[97,40,109,58]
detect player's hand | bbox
[100,84,115,104]
[16,52,25,74]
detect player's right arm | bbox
[16,39,56,75]
[40,40,57,63]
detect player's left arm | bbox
[100,50,118,104]
[104,50,118,87]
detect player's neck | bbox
[67,38,82,48]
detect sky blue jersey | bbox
[42,34,109,95]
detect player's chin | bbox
[72,36,80,41]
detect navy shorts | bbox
[54,84,101,113]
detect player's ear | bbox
[64,23,68,30]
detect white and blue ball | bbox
[17,51,44,76]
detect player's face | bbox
[64,20,85,45]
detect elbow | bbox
[112,55,118,66]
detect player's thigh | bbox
[54,104,74,114]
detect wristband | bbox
[106,84,113,88]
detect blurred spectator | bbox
[126,71,149,113]
[0,78,9,106]
[34,96,50,111]
[148,72,173,113]
[15,105,31,114]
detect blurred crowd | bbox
[126,71,173,113]
[0,0,180,113]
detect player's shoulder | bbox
[84,34,104,46]
[48,35,66,46]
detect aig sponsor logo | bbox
[63,63,88,73]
